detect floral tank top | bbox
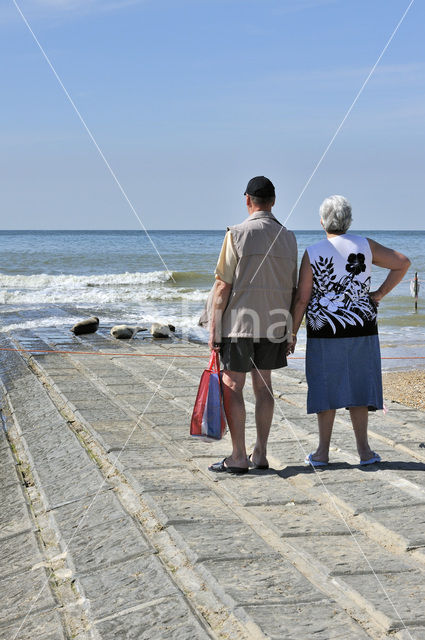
[306,234,377,339]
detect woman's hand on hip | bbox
[369,290,383,306]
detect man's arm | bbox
[208,230,237,351]
[209,278,232,351]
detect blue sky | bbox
[1,0,424,230]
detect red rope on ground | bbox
[0,347,424,360]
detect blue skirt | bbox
[306,335,383,414]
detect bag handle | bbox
[208,350,220,373]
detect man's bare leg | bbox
[311,409,336,463]
[350,406,375,461]
[250,368,273,467]
[221,370,248,468]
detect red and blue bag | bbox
[190,351,227,442]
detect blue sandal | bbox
[304,453,328,467]
[360,452,381,465]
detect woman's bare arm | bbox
[368,239,411,304]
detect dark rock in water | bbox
[71,317,99,335]
[110,325,147,339]
[151,323,175,338]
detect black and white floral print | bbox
[307,253,376,335]
[345,252,366,276]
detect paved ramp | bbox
[1,326,424,639]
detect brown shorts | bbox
[220,338,288,373]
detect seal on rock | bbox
[110,325,146,339]
[71,317,99,335]
[150,323,176,338]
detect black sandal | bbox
[209,457,249,475]
[248,453,269,470]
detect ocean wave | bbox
[171,271,209,283]
[0,269,210,305]
[0,269,210,289]
[1,287,208,305]
[0,270,173,289]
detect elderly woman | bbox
[290,196,410,466]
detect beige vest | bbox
[221,211,297,339]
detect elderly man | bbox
[208,176,298,474]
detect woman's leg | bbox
[349,406,375,461]
[312,409,336,462]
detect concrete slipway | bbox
[1,320,424,639]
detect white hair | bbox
[320,195,352,234]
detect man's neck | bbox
[248,207,273,216]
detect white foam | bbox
[0,270,208,305]
[0,270,172,289]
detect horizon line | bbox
[1,228,424,233]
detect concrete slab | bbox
[249,504,353,537]
[218,474,313,506]
[314,477,425,514]
[361,505,425,549]
[117,395,175,413]
[0,440,20,489]
[75,406,130,422]
[202,555,325,605]
[0,567,57,625]
[0,529,44,580]
[146,490,236,525]
[241,601,371,639]
[94,599,211,640]
[141,398,183,414]
[50,490,123,532]
[22,425,105,508]
[0,481,33,539]
[110,446,182,471]
[170,520,275,563]
[290,534,415,576]
[127,467,209,494]
[99,384,148,395]
[60,517,149,577]
[142,410,191,429]
[78,555,178,620]
[12,407,64,435]
[268,440,317,465]
[396,629,425,640]
[343,571,425,630]
[383,467,425,489]
[0,609,65,640]
[88,421,157,451]
[183,439,231,459]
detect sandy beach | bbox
[383,370,425,411]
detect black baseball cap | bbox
[244,176,275,199]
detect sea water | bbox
[1,229,424,370]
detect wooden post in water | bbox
[414,272,419,313]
